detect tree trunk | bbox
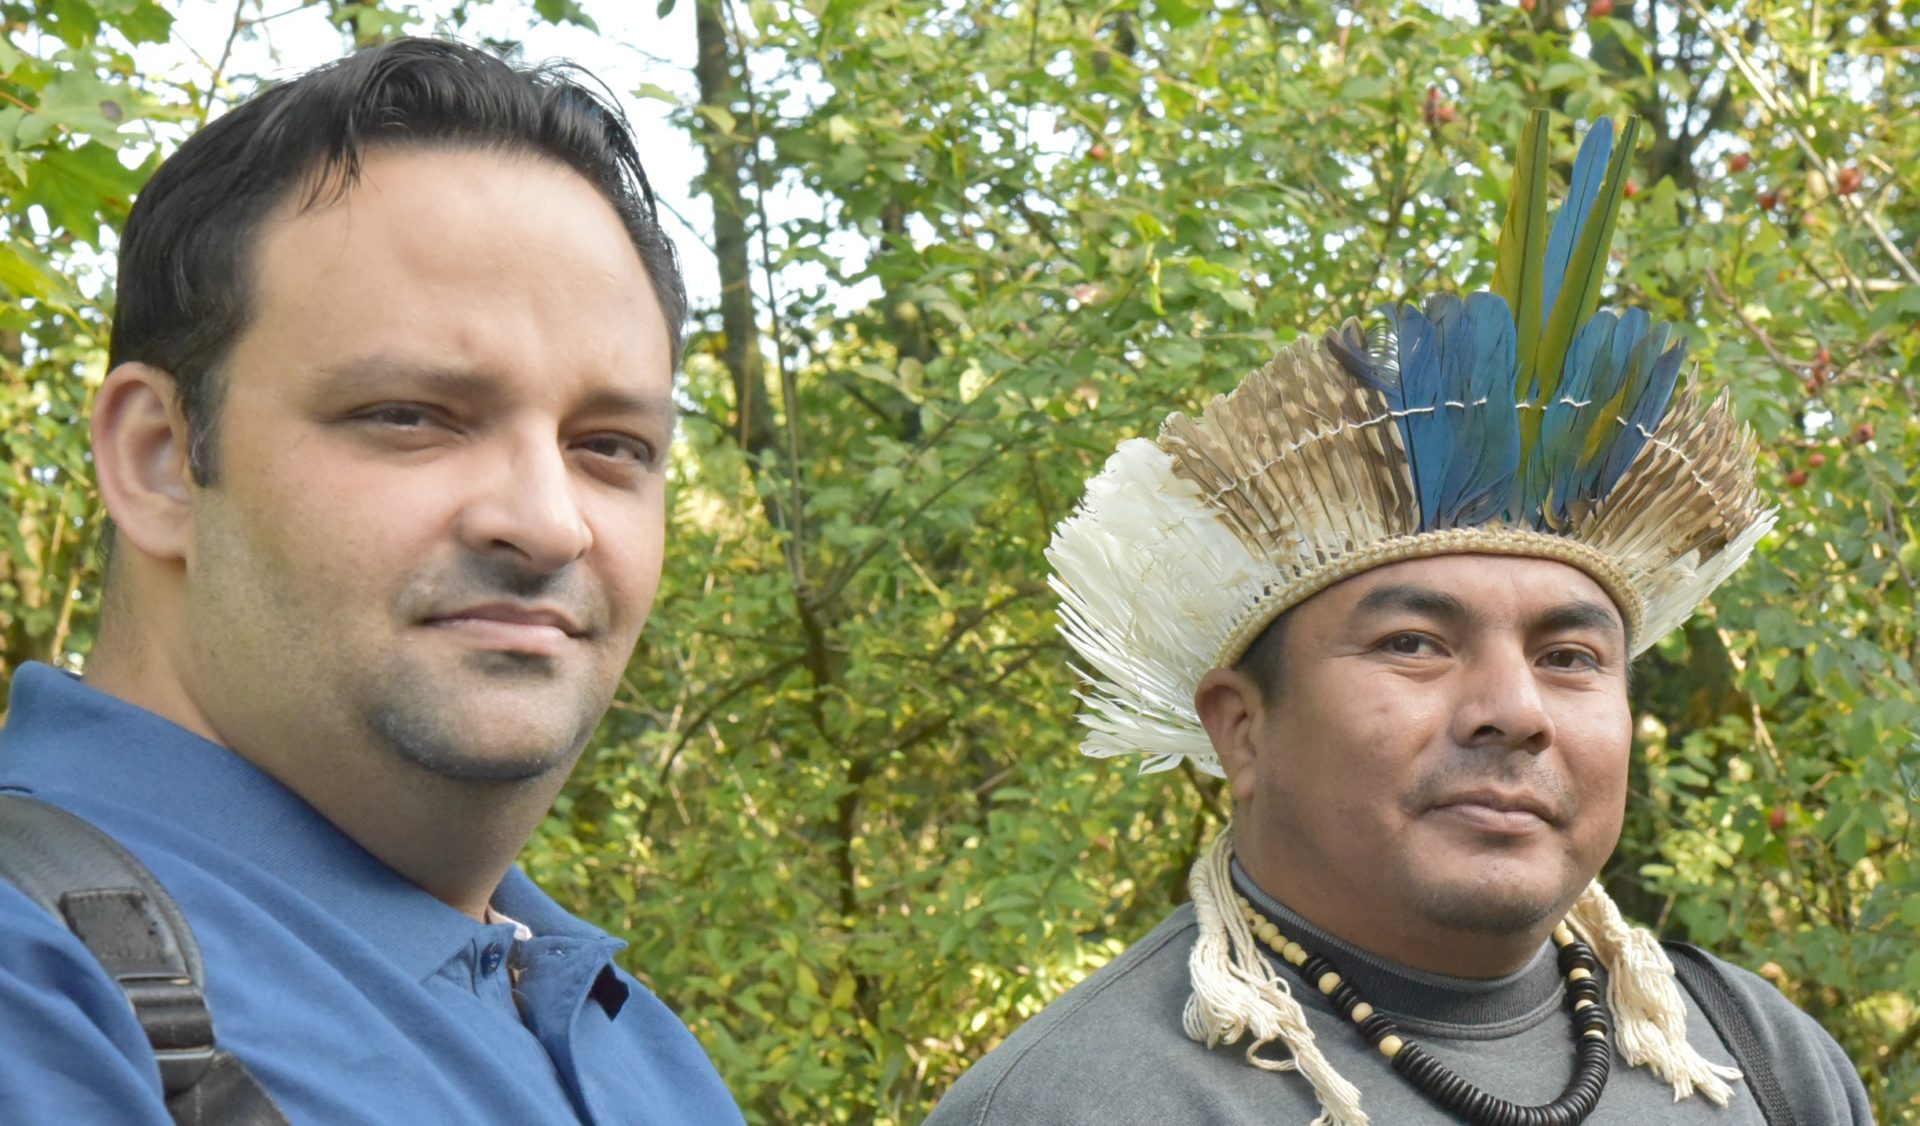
[694,0,780,467]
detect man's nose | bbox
[456,436,592,573]
[1452,644,1555,753]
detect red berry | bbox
[1835,166,1863,196]
[1758,190,1780,210]
[1587,0,1614,17]
[1728,152,1751,174]
[1853,423,1875,444]
[1088,143,1109,161]
[1807,452,1828,469]
[1768,805,1787,833]
[1786,469,1809,487]
[1809,347,1832,388]
[1435,103,1457,124]
[1623,179,1640,199]
[1520,0,1536,10]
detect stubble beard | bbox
[187,495,629,787]
[357,650,609,784]
[357,653,602,776]
[364,554,624,784]
[1398,760,1594,936]
[1405,861,1582,936]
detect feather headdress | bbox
[1047,112,1771,1124]
[1048,111,1773,778]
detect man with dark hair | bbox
[0,38,742,1123]
[928,114,1869,1125]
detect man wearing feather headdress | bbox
[925,113,1871,1126]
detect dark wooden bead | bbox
[1558,946,1598,972]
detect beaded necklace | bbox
[1234,894,1613,1126]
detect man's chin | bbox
[362,682,603,784]
[1407,864,1582,937]
[395,745,573,783]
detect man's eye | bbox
[1543,648,1598,671]
[361,405,438,428]
[577,434,656,465]
[1382,633,1436,656]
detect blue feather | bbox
[1326,116,1676,533]
[1325,315,1400,398]
[1391,303,1454,530]
[1536,312,1618,526]
[1426,295,1479,523]
[1558,310,1642,515]
[1539,119,1615,329]
[1434,294,1521,526]
[1562,309,1649,501]
[1592,326,1686,495]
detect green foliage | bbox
[0,0,181,671]
[3,0,1915,1122]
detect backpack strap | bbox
[1663,940,1797,1126]
[0,792,288,1126]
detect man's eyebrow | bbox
[315,357,677,429]
[1533,600,1625,640]
[1350,583,1471,625]
[315,358,503,401]
[1349,584,1624,643]
[573,388,679,433]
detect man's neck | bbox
[84,634,554,921]
[1233,846,1556,979]
[1227,865,1567,1030]
[288,762,561,920]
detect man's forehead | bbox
[223,145,672,399]
[1313,554,1625,631]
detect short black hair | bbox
[108,36,686,485]
[1232,607,1293,704]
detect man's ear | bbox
[1195,667,1267,806]
[92,362,195,563]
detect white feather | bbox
[1047,439,1271,773]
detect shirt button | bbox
[480,943,506,976]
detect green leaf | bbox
[0,236,84,311]
[695,104,737,135]
[17,69,134,146]
[1865,286,1920,335]
[41,0,102,47]
[1154,0,1205,29]
[1339,76,1389,101]
[25,140,138,246]
[114,0,176,45]
[531,0,599,32]
[1540,62,1589,90]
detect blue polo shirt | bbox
[0,663,744,1125]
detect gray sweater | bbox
[925,893,1872,1125]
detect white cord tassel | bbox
[1567,880,1743,1104]
[1184,828,1369,1126]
